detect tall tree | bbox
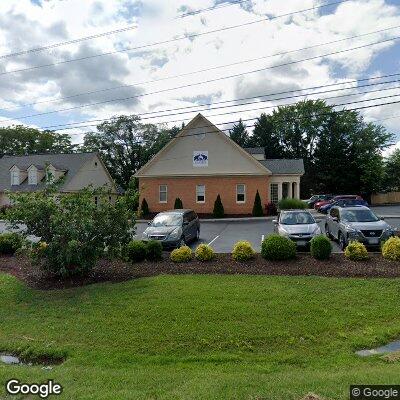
[81,115,179,189]
[229,119,249,147]
[248,113,284,158]
[383,148,400,190]
[0,126,75,156]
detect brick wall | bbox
[139,176,269,215]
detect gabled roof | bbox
[0,152,98,192]
[135,113,272,177]
[259,159,304,175]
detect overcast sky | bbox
[0,0,399,155]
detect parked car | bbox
[273,209,321,247]
[142,209,200,248]
[325,206,396,250]
[305,194,332,209]
[319,198,368,214]
[315,195,362,212]
[314,195,335,210]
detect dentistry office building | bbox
[135,114,304,215]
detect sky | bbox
[0,0,399,155]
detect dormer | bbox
[27,165,38,185]
[10,165,20,186]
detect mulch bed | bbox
[0,253,399,290]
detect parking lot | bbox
[135,206,400,253]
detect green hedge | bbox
[261,234,296,261]
[278,198,306,210]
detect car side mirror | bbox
[272,219,278,224]
[332,217,338,222]
[147,221,151,226]
[380,217,385,221]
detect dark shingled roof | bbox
[0,152,97,192]
[259,159,304,175]
[244,147,265,155]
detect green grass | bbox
[1,273,400,399]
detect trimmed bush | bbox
[278,198,306,210]
[0,232,23,255]
[382,237,400,261]
[170,245,192,263]
[195,244,215,261]
[125,240,147,262]
[252,190,264,217]
[213,194,225,218]
[261,234,296,261]
[310,235,332,260]
[174,198,183,209]
[145,240,163,261]
[344,241,369,261]
[232,240,255,261]
[265,202,278,216]
[141,198,149,216]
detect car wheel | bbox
[339,232,347,251]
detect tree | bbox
[140,198,149,216]
[0,125,75,156]
[248,113,284,158]
[252,190,263,216]
[383,148,400,190]
[81,115,179,189]
[213,194,224,218]
[229,119,249,147]
[174,198,183,209]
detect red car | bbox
[314,195,334,210]
[314,195,363,211]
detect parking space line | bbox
[261,234,264,243]
[208,235,220,246]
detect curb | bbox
[137,216,277,223]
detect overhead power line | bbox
[0,0,350,75]
[0,26,137,60]
[1,25,397,112]
[38,79,400,131]
[1,34,399,124]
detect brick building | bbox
[135,114,304,215]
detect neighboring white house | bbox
[0,152,118,206]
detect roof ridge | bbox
[2,151,97,158]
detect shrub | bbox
[174,198,183,209]
[278,198,306,210]
[265,202,278,216]
[125,240,147,262]
[170,245,192,263]
[310,235,332,260]
[252,190,264,217]
[213,194,225,218]
[344,241,369,261]
[195,244,215,261]
[382,237,400,261]
[0,232,23,255]
[232,240,255,261]
[145,240,163,261]
[141,198,149,216]
[261,234,296,261]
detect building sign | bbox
[193,151,208,167]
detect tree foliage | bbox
[383,149,400,190]
[252,190,263,216]
[229,119,249,147]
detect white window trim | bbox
[159,184,167,203]
[270,183,279,204]
[236,184,246,204]
[196,184,205,204]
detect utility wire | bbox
[1,25,397,112]
[1,34,399,124]
[38,79,400,131]
[0,0,350,75]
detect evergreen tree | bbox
[213,194,225,218]
[384,148,400,190]
[229,119,249,147]
[140,198,149,216]
[252,190,263,217]
[174,198,183,209]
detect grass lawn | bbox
[1,273,400,399]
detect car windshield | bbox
[280,212,315,225]
[151,214,182,227]
[341,209,379,223]
[309,195,318,201]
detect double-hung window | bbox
[236,184,246,203]
[196,185,205,203]
[270,183,278,204]
[159,184,167,203]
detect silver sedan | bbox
[273,210,321,247]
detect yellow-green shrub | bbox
[232,240,255,261]
[344,241,369,261]
[170,245,192,263]
[194,244,215,261]
[382,237,400,261]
